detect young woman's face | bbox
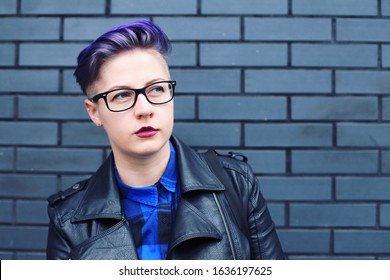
[85,48,174,160]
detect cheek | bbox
[164,104,175,125]
[100,111,130,134]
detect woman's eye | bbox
[116,92,131,98]
[111,91,133,102]
[155,86,164,92]
[149,86,165,94]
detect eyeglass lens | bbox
[106,81,174,112]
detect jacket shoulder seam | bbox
[48,180,88,207]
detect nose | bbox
[133,93,153,118]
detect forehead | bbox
[90,48,170,94]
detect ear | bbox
[84,99,102,126]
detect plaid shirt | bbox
[115,142,179,260]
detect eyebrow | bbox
[106,78,169,91]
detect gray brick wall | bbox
[0,0,389,260]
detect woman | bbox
[46,20,285,260]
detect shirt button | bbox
[161,217,169,224]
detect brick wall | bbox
[0,0,389,260]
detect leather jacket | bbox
[46,136,285,260]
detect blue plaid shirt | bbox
[115,142,179,260]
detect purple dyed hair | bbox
[74,20,171,95]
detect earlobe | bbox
[84,99,102,127]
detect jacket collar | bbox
[72,154,123,222]
[171,135,225,193]
[72,135,224,222]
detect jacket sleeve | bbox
[246,168,285,259]
[46,206,72,260]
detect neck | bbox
[114,142,171,187]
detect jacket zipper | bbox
[212,192,237,260]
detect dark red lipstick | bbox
[135,126,158,138]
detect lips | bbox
[135,126,158,138]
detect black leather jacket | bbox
[46,136,285,260]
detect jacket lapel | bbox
[169,199,222,250]
[69,154,138,259]
[168,136,226,252]
[71,154,123,222]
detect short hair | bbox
[74,19,171,95]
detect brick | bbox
[155,17,240,40]
[337,123,390,147]
[199,96,287,120]
[292,44,377,67]
[239,150,286,174]
[336,177,390,200]
[21,0,105,14]
[0,18,60,40]
[168,43,197,66]
[267,203,285,226]
[260,177,332,200]
[111,0,197,14]
[61,175,91,190]
[0,200,13,223]
[0,148,13,171]
[64,17,139,40]
[17,148,103,172]
[292,150,378,174]
[383,0,390,15]
[383,150,390,173]
[0,226,47,250]
[0,174,56,199]
[18,96,89,120]
[0,44,15,66]
[0,0,17,14]
[201,43,287,66]
[0,252,13,260]
[16,200,48,224]
[202,0,287,15]
[277,229,330,253]
[337,19,390,42]
[174,96,195,120]
[336,70,390,94]
[380,204,390,226]
[171,69,240,93]
[245,123,332,147]
[290,203,376,227]
[381,45,390,67]
[293,0,377,16]
[62,122,109,146]
[0,70,59,93]
[0,122,57,145]
[20,43,84,66]
[245,17,332,41]
[292,97,378,120]
[15,252,45,260]
[173,123,240,147]
[245,70,332,94]
[384,98,390,120]
[0,96,14,119]
[335,230,390,253]
[63,70,81,94]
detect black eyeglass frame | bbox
[90,80,176,112]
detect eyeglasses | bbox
[91,80,176,112]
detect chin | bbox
[132,138,169,157]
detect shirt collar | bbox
[115,141,178,206]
